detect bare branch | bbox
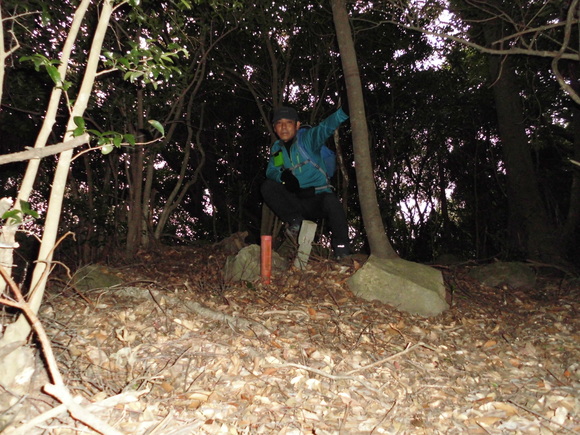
[0,134,90,165]
[375,0,580,102]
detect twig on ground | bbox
[370,400,397,434]
[261,309,310,317]
[7,404,68,435]
[50,277,94,306]
[268,361,388,400]
[43,384,124,435]
[143,410,174,435]
[345,342,437,376]
[508,399,580,434]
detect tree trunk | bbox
[0,0,92,292]
[484,24,562,262]
[0,0,115,347]
[562,102,580,253]
[0,6,7,104]
[126,90,145,257]
[330,0,398,259]
[154,99,206,241]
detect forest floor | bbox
[2,243,580,434]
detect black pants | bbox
[261,179,350,251]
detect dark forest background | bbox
[1,0,579,276]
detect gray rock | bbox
[347,255,449,317]
[72,264,124,291]
[468,261,536,288]
[224,244,288,282]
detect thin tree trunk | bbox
[1,0,115,346]
[331,0,398,259]
[126,124,145,256]
[0,0,92,292]
[154,100,206,240]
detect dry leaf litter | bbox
[2,244,579,434]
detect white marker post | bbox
[294,220,317,269]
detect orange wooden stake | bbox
[261,235,272,284]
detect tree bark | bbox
[331,0,398,259]
[126,89,145,257]
[484,23,562,262]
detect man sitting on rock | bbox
[261,105,351,259]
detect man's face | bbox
[274,118,301,142]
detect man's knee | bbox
[320,192,343,213]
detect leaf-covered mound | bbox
[3,245,579,434]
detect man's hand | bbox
[281,169,300,193]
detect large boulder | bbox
[347,255,449,317]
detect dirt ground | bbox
[1,243,579,434]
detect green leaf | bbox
[45,65,61,85]
[125,71,144,82]
[61,80,72,91]
[74,117,85,128]
[101,144,114,155]
[19,200,31,213]
[20,54,45,71]
[148,120,165,136]
[124,134,136,146]
[87,129,103,138]
[19,200,38,219]
[179,0,192,9]
[72,126,85,137]
[2,210,21,222]
[113,135,122,148]
[119,58,131,69]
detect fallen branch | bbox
[185,301,271,337]
[0,266,124,434]
[0,266,63,386]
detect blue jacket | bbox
[266,108,349,194]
